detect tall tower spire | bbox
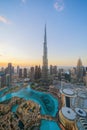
[42,24,48,82]
[44,24,47,44]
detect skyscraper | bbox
[19,68,22,78]
[6,74,10,86]
[42,25,48,81]
[34,66,41,80]
[17,66,20,74]
[0,71,6,88]
[76,58,83,82]
[23,68,27,78]
[29,67,34,81]
[5,63,13,83]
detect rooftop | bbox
[78,91,87,99]
[75,108,87,117]
[61,88,76,97]
[61,107,76,120]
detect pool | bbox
[0,85,60,130]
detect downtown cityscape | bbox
[0,0,87,130]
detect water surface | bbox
[0,85,60,130]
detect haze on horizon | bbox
[0,0,87,67]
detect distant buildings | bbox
[28,66,41,81]
[0,63,14,88]
[17,67,28,79]
[50,65,57,75]
[70,58,87,84]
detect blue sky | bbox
[0,0,87,66]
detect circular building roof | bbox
[78,91,87,99]
[75,108,87,117]
[61,107,76,120]
[62,88,75,97]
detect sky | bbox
[0,0,87,67]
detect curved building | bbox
[72,90,87,111]
[75,108,87,117]
[60,88,76,107]
[59,107,77,130]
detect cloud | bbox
[0,16,11,24]
[54,0,64,12]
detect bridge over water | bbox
[40,115,57,122]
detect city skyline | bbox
[0,0,87,67]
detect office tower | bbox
[17,66,20,74]
[6,74,10,86]
[38,66,41,79]
[85,71,87,87]
[50,65,53,75]
[1,67,4,72]
[50,65,57,75]
[76,58,83,82]
[30,67,34,81]
[42,25,48,82]
[0,76,1,88]
[53,66,57,75]
[23,68,27,78]
[0,72,6,88]
[19,68,22,78]
[34,66,38,80]
[34,66,41,80]
[58,68,64,81]
[5,63,13,83]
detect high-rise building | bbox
[29,67,34,81]
[0,72,6,88]
[53,66,57,75]
[76,58,83,82]
[6,74,10,86]
[23,68,27,78]
[34,66,38,80]
[19,68,22,78]
[85,71,87,87]
[0,76,1,88]
[50,65,53,75]
[50,65,57,75]
[38,66,41,79]
[17,66,20,74]
[42,25,48,82]
[34,66,41,80]
[5,63,13,83]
